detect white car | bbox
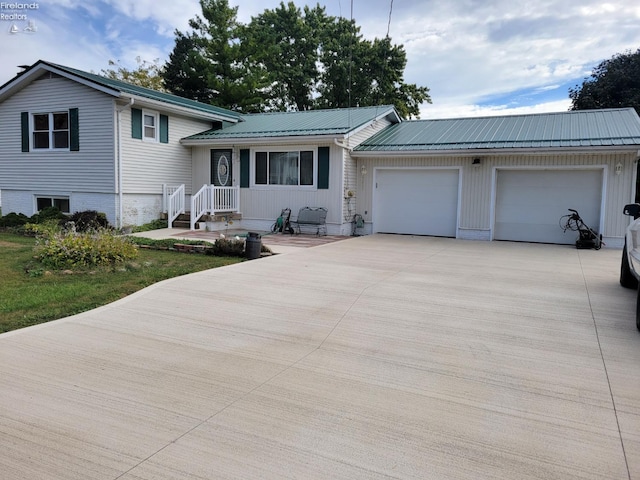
[620,203,640,331]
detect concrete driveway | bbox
[1,235,639,479]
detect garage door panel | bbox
[495,170,602,244]
[375,169,459,237]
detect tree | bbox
[163,0,265,112]
[241,2,320,111]
[163,0,431,117]
[242,2,430,116]
[100,57,166,91]
[570,48,640,115]
[162,31,217,103]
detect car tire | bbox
[620,241,638,289]
[636,287,640,331]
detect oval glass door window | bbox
[217,155,230,186]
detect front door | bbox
[211,149,233,186]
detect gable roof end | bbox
[0,60,242,123]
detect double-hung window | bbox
[143,111,158,142]
[254,150,314,186]
[20,108,79,152]
[33,112,69,149]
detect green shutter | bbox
[317,146,330,189]
[21,112,29,152]
[240,149,250,188]
[131,108,142,139]
[159,114,169,143]
[69,108,79,151]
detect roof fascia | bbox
[0,62,121,102]
[350,145,640,157]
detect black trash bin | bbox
[245,232,262,259]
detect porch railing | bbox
[190,185,240,230]
[163,184,185,228]
[211,186,240,214]
[190,184,211,231]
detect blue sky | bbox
[2,0,639,118]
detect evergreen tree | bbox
[163,0,264,112]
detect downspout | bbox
[115,98,134,228]
[334,137,351,151]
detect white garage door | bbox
[374,168,459,236]
[494,169,603,244]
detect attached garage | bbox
[352,107,640,247]
[373,168,459,236]
[494,169,603,244]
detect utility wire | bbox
[386,0,394,38]
[375,0,394,114]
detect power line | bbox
[386,0,394,38]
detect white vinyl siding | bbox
[342,117,393,226]
[121,110,212,194]
[0,75,115,192]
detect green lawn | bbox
[0,232,242,333]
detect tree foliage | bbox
[100,57,166,92]
[162,0,430,117]
[163,0,265,112]
[570,48,640,115]
[240,2,320,112]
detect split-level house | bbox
[2,60,640,247]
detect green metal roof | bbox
[354,108,640,152]
[12,60,242,122]
[182,106,399,141]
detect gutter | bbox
[349,144,640,157]
[180,133,350,147]
[123,94,241,124]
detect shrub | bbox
[34,228,138,269]
[0,212,29,228]
[207,237,245,257]
[65,210,110,232]
[31,206,67,224]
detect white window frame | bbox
[142,110,159,142]
[250,147,317,189]
[35,195,70,214]
[31,111,70,151]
